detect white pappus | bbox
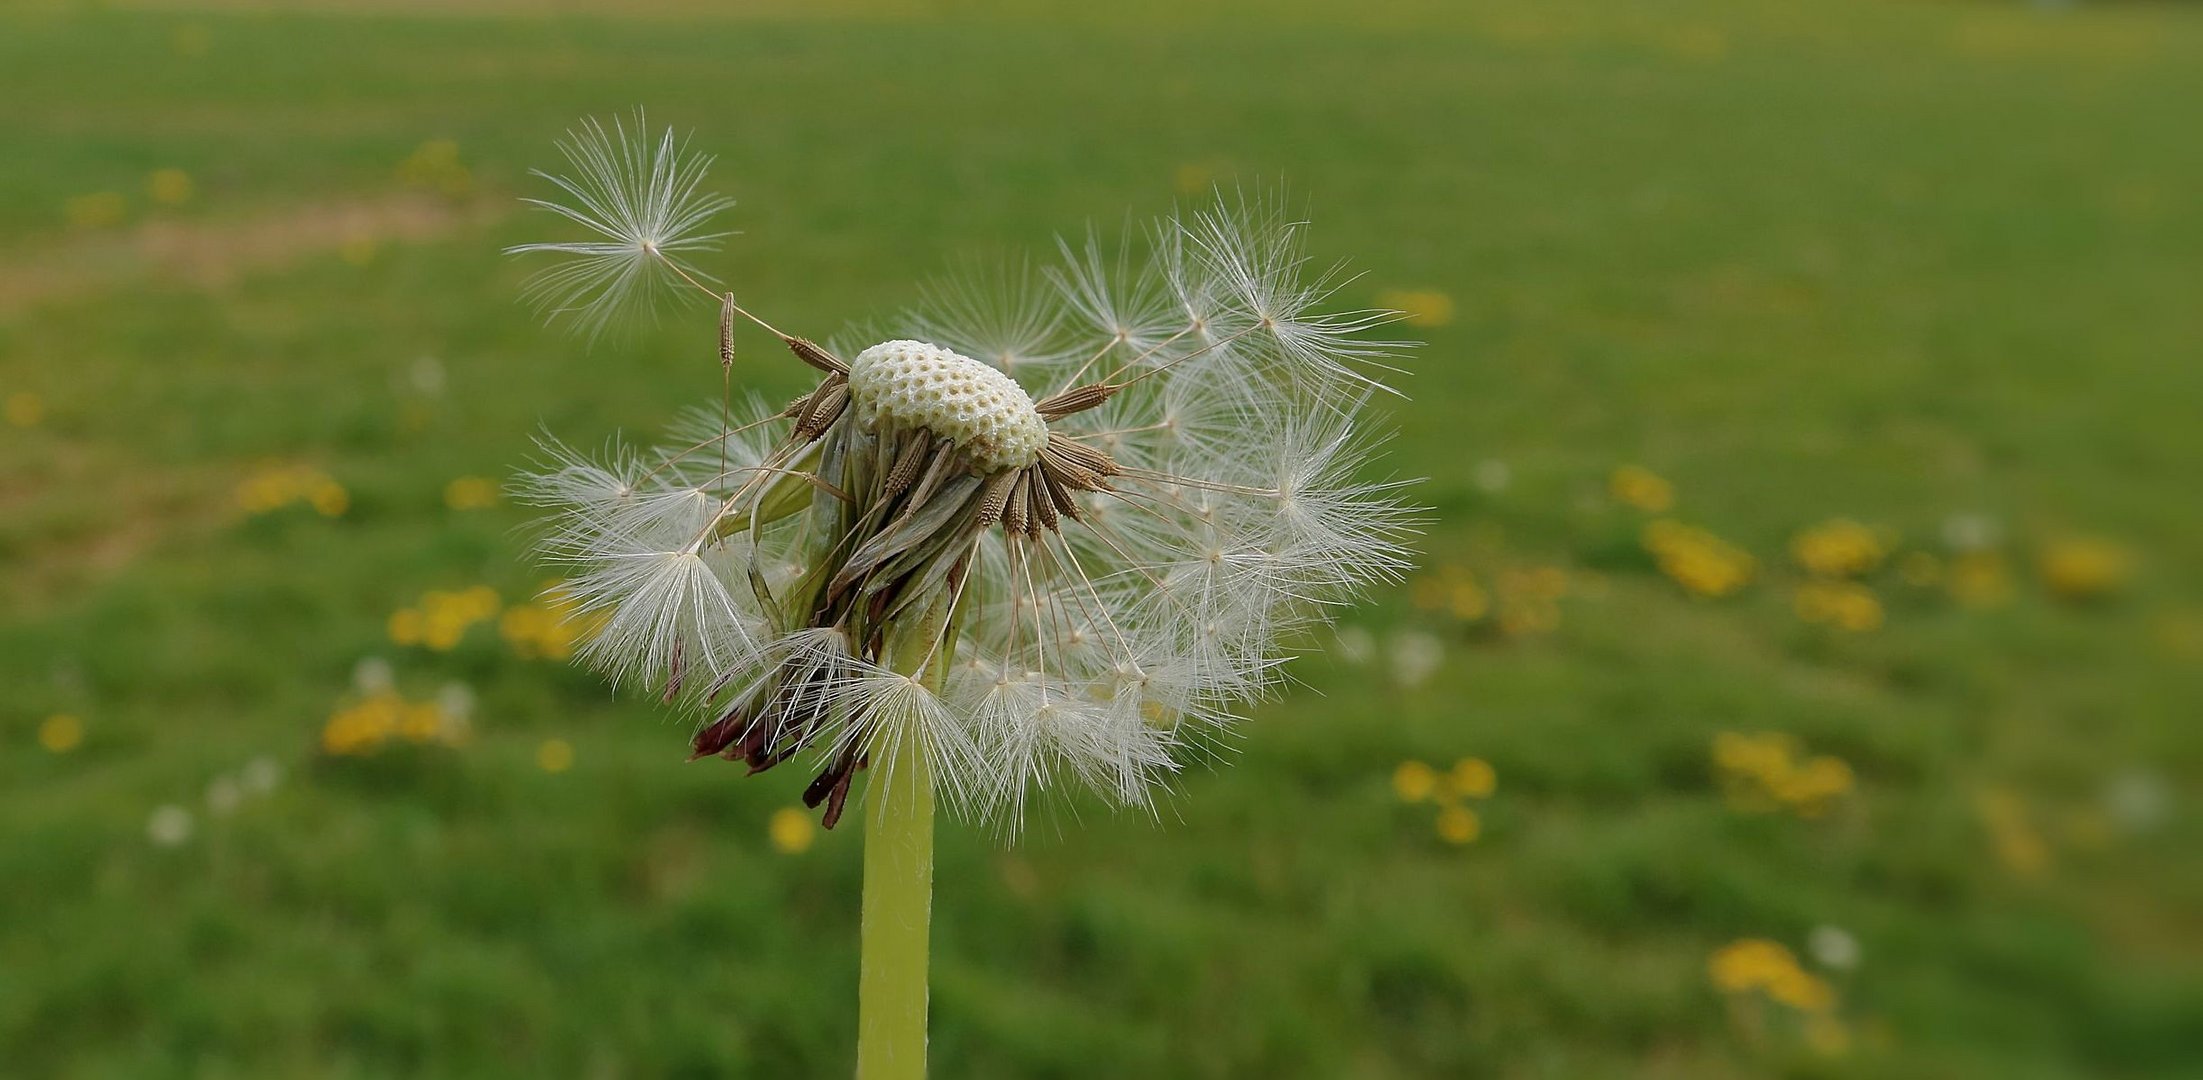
[510,115,1421,831]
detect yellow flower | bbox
[309,481,349,517]
[1445,757,1496,800]
[386,608,424,647]
[1609,464,1674,513]
[1714,732,1853,817]
[146,168,195,206]
[444,475,500,510]
[768,807,817,854]
[536,738,575,774]
[1976,788,2051,878]
[1434,805,1481,844]
[38,714,84,753]
[1790,519,1889,578]
[1391,760,1438,803]
[1947,551,2013,608]
[1793,581,1884,632]
[64,192,127,229]
[397,139,473,197]
[4,392,44,428]
[1410,565,1488,622]
[2036,537,2131,602]
[1375,288,1456,328]
[1643,520,1755,598]
[1709,938,1836,1014]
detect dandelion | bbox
[1375,288,1455,328]
[1332,624,1376,666]
[1947,550,2012,608]
[1643,519,1754,598]
[38,714,84,753]
[1391,760,1438,802]
[769,806,818,854]
[64,192,127,229]
[241,755,284,795]
[1433,804,1480,844]
[1389,630,1445,687]
[146,168,195,206]
[444,475,501,510]
[1708,938,1836,1013]
[1714,732,1852,818]
[536,738,575,773]
[509,116,1419,1076]
[1793,581,1884,632]
[2036,536,2132,602]
[147,804,194,847]
[205,775,244,816]
[1807,924,1860,971]
[1472,458,1510,493]
[1411,564,1488,622]
[397,139,474,197]
[1609,464,1673,513]
[507,114,735,341]
[1790,518,1888,578]
[1445,756,1496,799]
[4,391,45,428]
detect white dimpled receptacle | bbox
[847,340,1048,472]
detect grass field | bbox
[4,1,2201,1076]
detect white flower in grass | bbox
[512,117,1421,831]
[147,804,194,847]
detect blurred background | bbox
[3,0,2200,1076]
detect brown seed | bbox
[1028,468,1059,534]
[786,336,848,374]
[793,377,849,441]
[1039,463,1082,522]
[1034,382,1119,420]
[882,433,934,500]
[719,294,737,369]
[1003,471,1030,535]
[974,468,1021,528]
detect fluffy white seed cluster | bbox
[511,116,1418,833]
[847,340,1049,472]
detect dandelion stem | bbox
[856,619,950,1079]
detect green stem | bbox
[856,634,948,1078]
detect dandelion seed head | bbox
[847,340,1049,472]
[512,140,1421,830]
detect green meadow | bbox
[3,1,2200,1076]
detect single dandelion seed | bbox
[508,116,1421,1078]
[506,112,737,342]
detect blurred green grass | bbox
[3,0,2200,1076]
